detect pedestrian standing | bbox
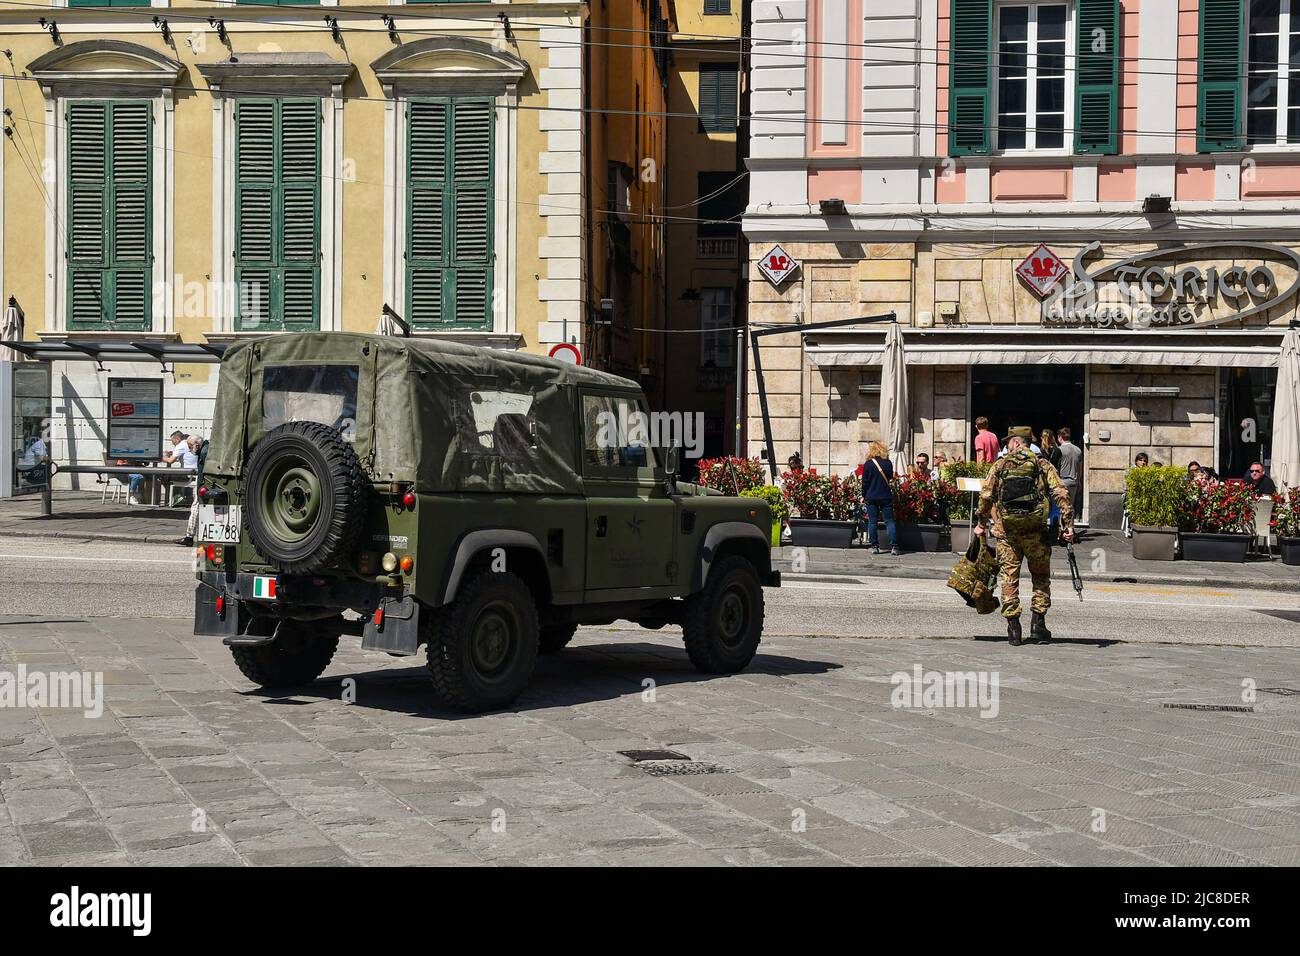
[1039,428,1062,470]
[1056,426,1082,516]
[861,440,899,556]
[975,426,1075,646]
[974,416,1000,464]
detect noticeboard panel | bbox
[107,378,163,462]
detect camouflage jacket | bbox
[977,448,1075,538]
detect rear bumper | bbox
[193,572,422,656]
[197,570,396,611]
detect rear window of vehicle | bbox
[262,365,359,442]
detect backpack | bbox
[997,449,1050,531]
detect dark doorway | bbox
[970,363,1086,509]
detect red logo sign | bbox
[111,402,135,418]
[1015,244,1068,298]
[758,244,800,286]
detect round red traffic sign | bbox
[549,343,581,365]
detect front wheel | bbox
[426,572,539,712]
[681,555,764,673]
[229,619,340,687]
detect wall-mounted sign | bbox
[107,378,163,461]
[1015,243,1068,298]
[1042,241,1300,329]
[758,244,800,286]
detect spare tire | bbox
[244,421,367,575]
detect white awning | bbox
[806,343,1282,368]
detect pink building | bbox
[744,0,1298,526]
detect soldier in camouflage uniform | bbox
[975,426,1075,646]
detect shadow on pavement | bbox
[971,633,1120,647]
[241,642,842,718]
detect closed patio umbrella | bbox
[1272,326,1300,490]
[879,321,911,473]
[0,299,25,363]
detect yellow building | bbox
[0,1,667,482]
[663,0,745,458]
[584,0,674,396]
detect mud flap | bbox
[194,583,239,640]
[361,594,421,656]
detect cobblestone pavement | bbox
[2,615,1298,866]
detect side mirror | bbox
[664,446,680,478]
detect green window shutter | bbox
[235,98,319,330]
[67,100,151,330]
[450,100,492,327]
[699,64,738,133]
[1075,0,1120,154]
[407,100,448,327]
[949,0,993,156]
[406,97,493,329]
[1198,0,1244,152]
[704,0,731,15]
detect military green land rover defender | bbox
[193,332,779,712]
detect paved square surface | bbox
[2,616,1298,866]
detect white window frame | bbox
[992,1,1074,155]
[700,288,734,368]
[1244,0,1300,149]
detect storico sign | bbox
[1041,241,1300,329]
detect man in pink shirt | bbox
[974,416,1000,464]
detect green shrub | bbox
[741,485,787,546]
[940,460,991,520]
[1125,465,1186,528]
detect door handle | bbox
[595,515,608,538]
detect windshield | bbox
[262,364,359,442]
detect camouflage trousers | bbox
[995,529,1052,619]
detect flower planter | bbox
[1130,525,1178,562]
[1281,537,1300,566]
[1180,531,1251,563]
[894,522,945,553]
[949,523,973,554]
[787,518,857,549]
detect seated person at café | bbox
[1245,462,1277,495]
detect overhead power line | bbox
[0,0,1288,77]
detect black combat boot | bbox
[1007,617,1023,646]
[1031,611,1051,642]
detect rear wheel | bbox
[681,555,764,673]
[538,622,578,654]
[426,572,538,712]
[229,619,340,687]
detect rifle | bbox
[1066,542,1084,601]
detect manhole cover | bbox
[1161,703,1254,713]
[619,749,692,763]
[1260,687,1299,697]
[637,761,729,776]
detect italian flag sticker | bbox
[253,576,278,600]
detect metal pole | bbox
[734,326,744,457]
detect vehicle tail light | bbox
[381,551,399,573]
[216,595,225,617]
[400,555,414,574]
[402,491,417,508]
[212,545,224,567]
[198,485,209,500]
[373,607,384,628]
[359,553,372,575]
[205,543,216,562]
